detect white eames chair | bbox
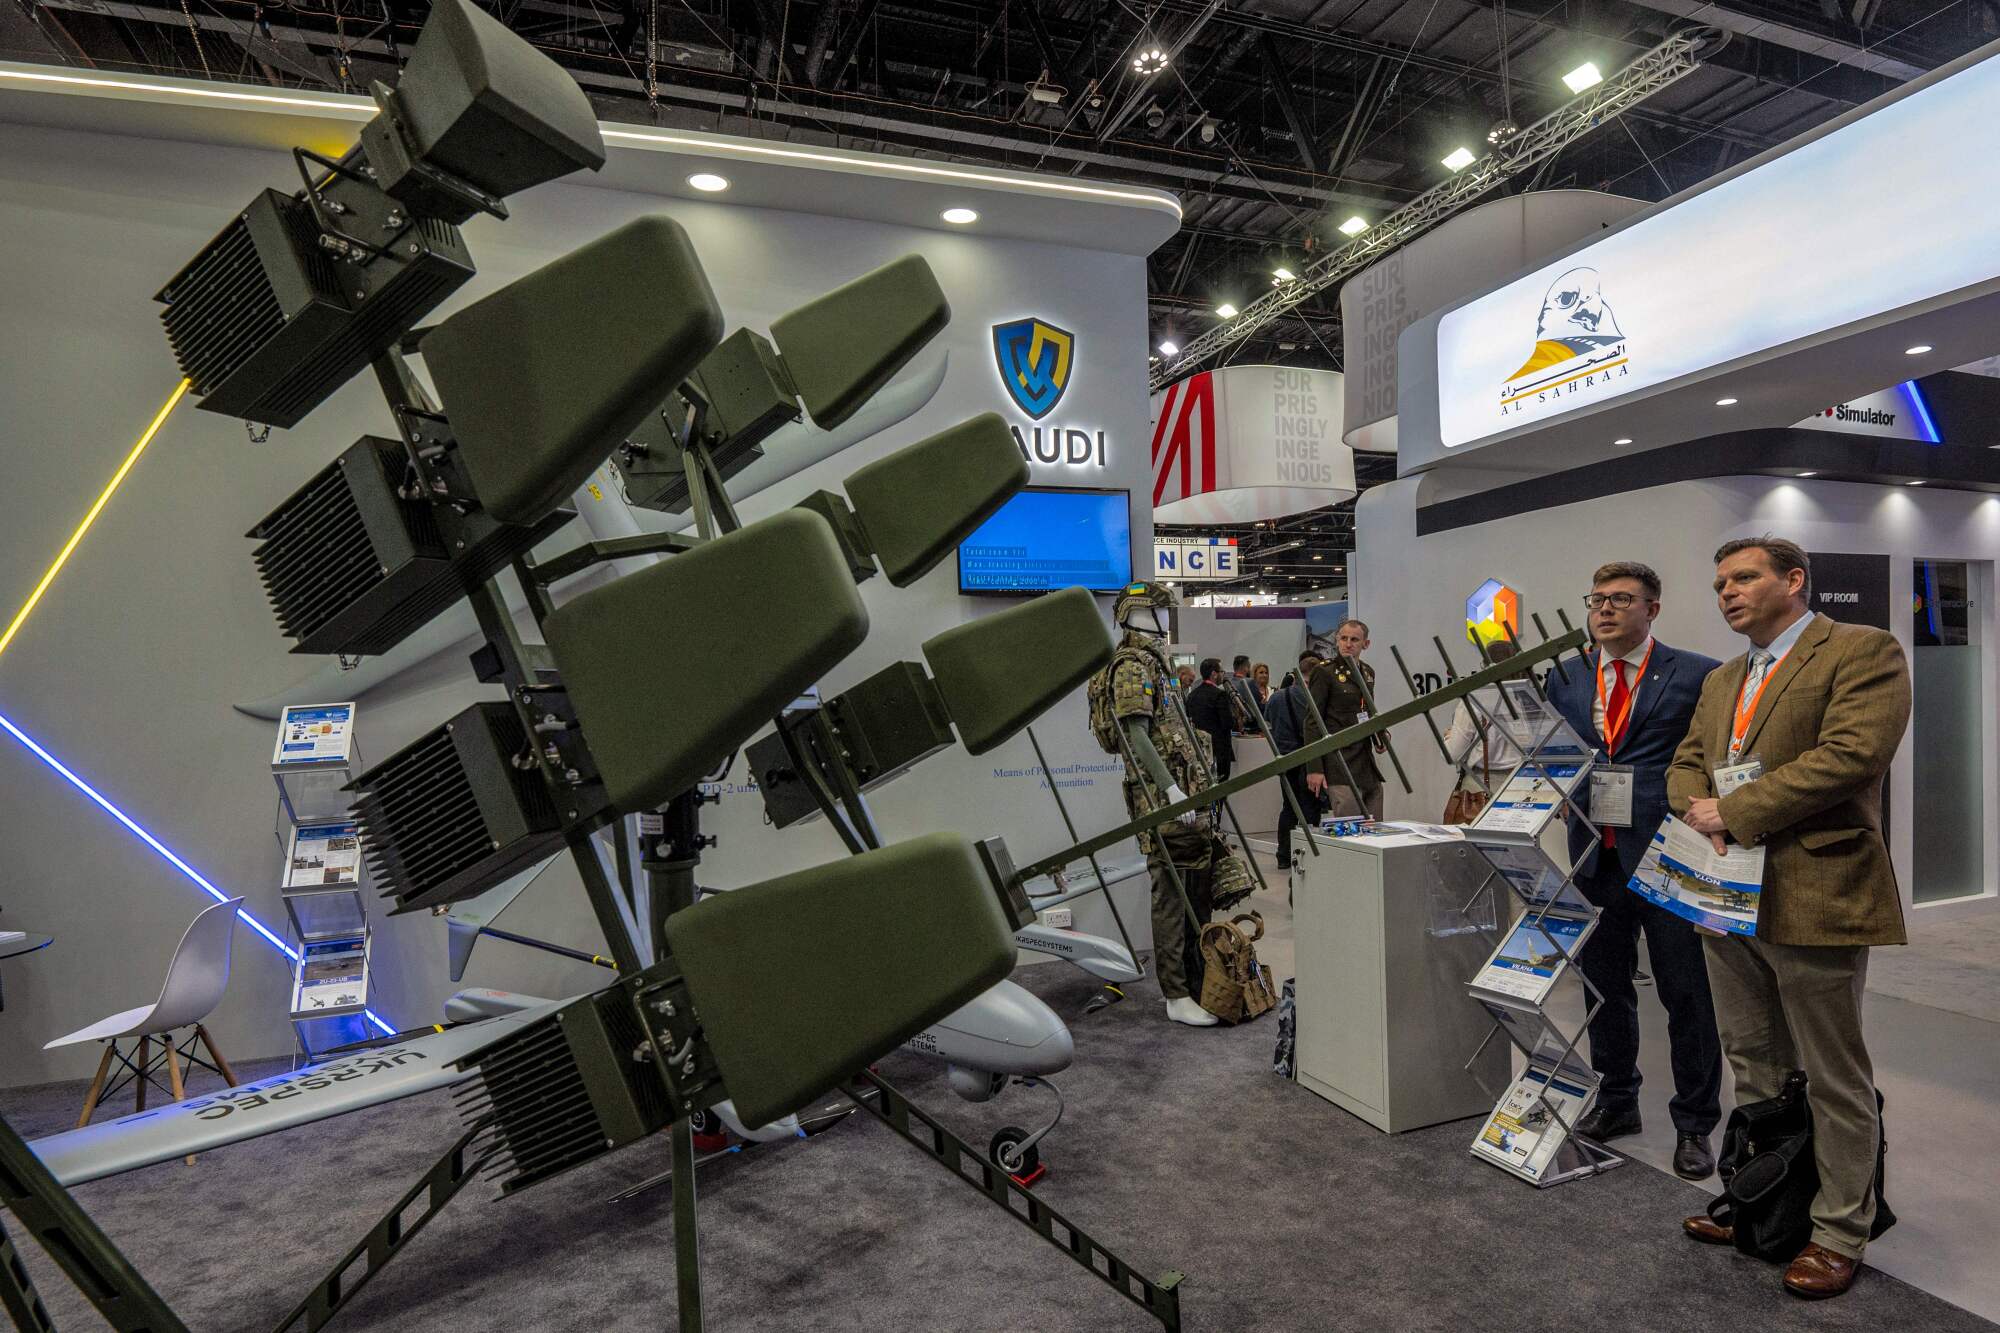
[45,898,244,1140]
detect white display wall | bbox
[0,100,1169,1085]
[1354,473,2000,921]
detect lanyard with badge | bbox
[1715,648,1784,793]
[1588,642,1651,827]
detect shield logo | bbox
[992,318,1075,420]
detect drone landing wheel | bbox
[990,1125,1042,1182]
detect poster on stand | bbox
[1461,828,1592,912]
[1470,759,1592,836]
[1471,1062,1599,1183]
[1468,911,1595,1005]
[286,823,362,888]
[1627,817,1764,935]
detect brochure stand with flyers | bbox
[270,704,373,1058]
[1441,674,1625,1188]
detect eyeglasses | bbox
[1582,592,1642,610]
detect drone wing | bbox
[31,993,560,1186]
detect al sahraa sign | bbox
[1434,44,2000,449]
[1150,365,1355,524]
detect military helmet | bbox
[1113,580,1178,625]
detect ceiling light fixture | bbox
[1442,146,1476,172]
[1338,216,1368,236]
[1563,62,1604,94]
[1133,47,1169,76]
[1716,397,1738,406]
[940,207,978,224]
[687,172,730,192]
[1907,479,1926,486]
[1613,437,1633,445]
[1159,339,1180,356]
[1271,266,1296,282]
[1905,344,1933,355]
[1798,470,1818,477]
[1216,303,1239,319]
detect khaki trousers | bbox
[1703,934,1879,1259]
[1325,782,1384,821]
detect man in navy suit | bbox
[1546,561,1724,1180]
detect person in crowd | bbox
[1267,654,1328,869]
[1252,662,1272,706]
[1184,657,1236,781]
[1305,619,1386,819]
[1175,663,1198,696]
[1440,640,1523,822]
[1670,538,1909,1299]
[1228,654,1260,734]
[1545,562,1724,1180]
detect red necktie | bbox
[1602,660,1630,849]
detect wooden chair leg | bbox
[163,1032,193,1166]
[75,1043,116,1129]
[134,1035,151,1113]
[195,1023,238,1087]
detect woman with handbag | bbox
[1440,643,1523,824]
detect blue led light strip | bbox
[0,708,396,1038]
[1902,379,1942,444]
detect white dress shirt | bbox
[1592,634,1655,741]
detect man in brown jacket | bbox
[1667,536,1908,1300]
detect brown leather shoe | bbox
[1682,1214,1733,1245]
[1784,1243,1860,1299]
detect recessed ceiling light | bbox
[1563,62,1604,94]
[687,172,730,192]
[1216,303,1239,319]
[1338,216,1368,236]
[1158,339,1180,356]
[1905,344,1933,355]
[1613,437,1633,445]
[1907,479,1925,486]
[1798,470,1818,477]
[940,207,978,224]
[1442,146,1477,172]
[1716,397,1738,406]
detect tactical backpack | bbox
[1085,666,1122,756]
[1705,1070,1896,1262]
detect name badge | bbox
[1713,757,1764,797]
[1589,764,1635,827]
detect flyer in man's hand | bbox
[1627,816,1765,935]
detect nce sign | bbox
[1154,538,1238,581]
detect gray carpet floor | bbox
[3,963,1988,1332]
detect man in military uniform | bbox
[1306,618,1388,820]
[1087,582,1254,1027]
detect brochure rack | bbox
[1410,644,1626,1188]
[269,704,373,1058]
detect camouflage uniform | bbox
[1089,617,1254,1002]
[1308,657,1385,820]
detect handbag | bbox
[1705,1070,1896,1262]
[1198,913,1278,1024]
[1441,726,1492,825]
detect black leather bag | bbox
[1706,1070,1896,1262]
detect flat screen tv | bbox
[956,487,1133,595]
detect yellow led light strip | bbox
[0,378,190,664]
[0,66,1180,217]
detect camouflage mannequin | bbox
[1088,582,1254,1026]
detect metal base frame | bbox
[843,1070,1182,1333]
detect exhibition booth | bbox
[4,7,2000,1332]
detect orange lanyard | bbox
[1731,650,1788,751]
[1594,640,1653,754]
